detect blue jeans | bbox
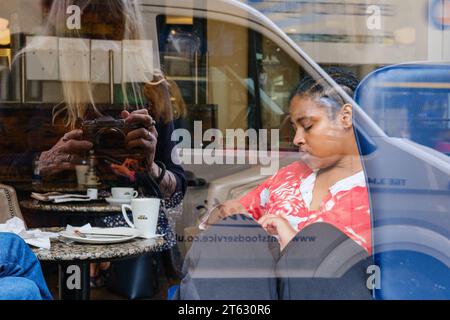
[0,232,52,300]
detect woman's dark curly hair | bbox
[289,67,359,118]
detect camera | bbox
[81,117,145,159]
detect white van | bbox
[0,0,449,299]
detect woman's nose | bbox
[293,129,305,147]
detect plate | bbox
[52,197,92,203]
[59,227,140,244]
[105,197,132,206]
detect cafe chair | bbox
[0,183,26,225]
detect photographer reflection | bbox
[13,0,187,296]
[37,107,171,193]
[36,79,186,290]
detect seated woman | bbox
[0,232,52,300]
[178,67,373,300]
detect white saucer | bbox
[59,227,164,244]
[105,197,132,206]
[59,227,139,244]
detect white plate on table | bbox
[105,197,132,206]
[59,227,140,244]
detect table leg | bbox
[58,262,90,300]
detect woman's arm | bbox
[150,118,187,198]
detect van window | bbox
[355,65,450,156]
[157,15,301,151]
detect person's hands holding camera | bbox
[38,129,93,177]
[121,109,159,176]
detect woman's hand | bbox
[121,109,158,173]
[38,129,93,177]
[121,109,180,198]
[258,214,297,250]
[204,200,247,227]
[217,200,246,219]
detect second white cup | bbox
[111,187,138,200]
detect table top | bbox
[20,199,122,214]
[31,228,165,262]
[14,182,110,193]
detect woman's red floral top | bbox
[239,161,372,254]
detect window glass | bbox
[157,15,302,151]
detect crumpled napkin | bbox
[0,217,59,249]
[66,223,93,233]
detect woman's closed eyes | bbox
[290,118,314,133]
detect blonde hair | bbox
[16,0,168,128]
[143,77,187,123]
[167,79,187,119]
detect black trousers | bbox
[177,215,373,300]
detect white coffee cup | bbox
[111,187,138,200]
[75,165,89,185]
[121,198,160,238]
[87,188,98,200]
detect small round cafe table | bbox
[31,227,165,300]
[20,199,122,215]
[16,182,118,226]
[19,199,123,228]
[14,182,94,194]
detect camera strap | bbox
[138,169,163,199]
[154,161,166,185]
